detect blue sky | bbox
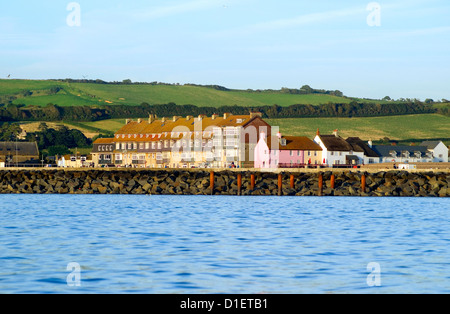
[1,0,449,100]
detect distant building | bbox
[91,138,115,167]
[0,142,39,167]
[314,130,365,166]
[371,145,433,163]
[254,132,322,168]
[345,137,380,164]
[90,113,272,168]
[420,141,449,162]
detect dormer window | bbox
[280,138,287,146]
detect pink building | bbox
[254,132,323,168]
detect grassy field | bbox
[1,79,365,108]
[267,114,450,144]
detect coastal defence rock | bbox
[0,169,448,197]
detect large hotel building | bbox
[91,113,272,168]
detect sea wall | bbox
[0,169,449,197]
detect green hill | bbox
[1,79,360,108]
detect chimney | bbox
[161,117,167,123]
[333,129,339,137]
[277,131,282,139]
[212,114,219,120]
[186,115,193,121]
[198,114,206,121]
[250,112,262,119]
[368,140,373,148]
[223,113,232,119]
[137,118,142,123]
[125,119,131,124]
[173,116,180,122]
[316,128,320,136]
[148,114,156,124]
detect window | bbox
[145,143,150,150]
[152,142,156,149]
[128,143,132,150]
[133,143,138,150]
[331,151,334,156]
[116,143,120,150]
[290,150,294,156]
[115,154,122,160]
[307,151,311,156]
[157,142,162,149]
[139,143,144,150]
[104,154,111,161]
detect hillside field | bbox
[2,79,372,108]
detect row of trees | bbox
[0,100,439,123]
[1,122,91,157]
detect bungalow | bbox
[371,145,433,163]
[420,141,448,162]
[254,132,322,168]
[314,130,365,166]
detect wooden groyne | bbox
[0,169,448,197]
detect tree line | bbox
[0,100,440,123]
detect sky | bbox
[1,0,449,100]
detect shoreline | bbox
[0,168,448,197]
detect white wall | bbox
[432,142,449,162]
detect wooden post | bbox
[361,173,366,193]
[210,171,214,195]
[330,174,335,189]
[278,173,282,196]
[318,172,323,196]
[237,173,242,196]
[290,175,295,189]
[250,174,255,191]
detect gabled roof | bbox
[0,142,39,156]
[113,114,262,142]
[420,141,442,149]
[372,145,429,157]
[279,136,322,151]
[93,138,115,144]
[346,137,379,157]
[317,135,361,152]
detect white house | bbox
[420,141,449,162]
[314,130,365,166]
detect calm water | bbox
[0,194,449,294]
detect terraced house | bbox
[91,113,271,168]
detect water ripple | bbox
[0,195,449,293]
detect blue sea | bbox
[0,194,449,294]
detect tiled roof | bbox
[346,137,379,157]
[318,135,360,152]
[116,115,252,136]
[0,142,39,156]
[372,145,429,157]
[265,136,322,151]
[93,138,115,144]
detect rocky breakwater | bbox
[0,169,448,197]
